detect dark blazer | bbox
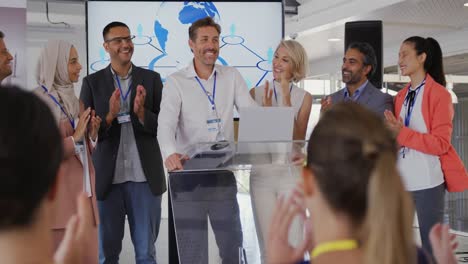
[330,80,394,117]
[80,64,166,200]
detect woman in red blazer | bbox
[385,36,468,256]
[34,40,101,264]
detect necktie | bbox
[406,89,417,118]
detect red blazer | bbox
[51,118,99,229]
[394,74,468,192]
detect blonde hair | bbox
[363,150,415,264]
[276,40,309,82]
[306,102,415,264]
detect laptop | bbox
[182,107,295,170]
[238,107,294,142]
[236,107,295,164]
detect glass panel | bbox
[446,98,468,233]
[169,140,308,263]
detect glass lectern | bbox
[168,140,308,264]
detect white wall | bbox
[26,26,87,94]
[26,2,87,95]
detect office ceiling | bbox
[26,0,468,82]
[287,0,468,77]
[288,0,468,60]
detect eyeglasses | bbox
[105,35,135,45]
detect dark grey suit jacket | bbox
[329,81,394,117]
[80,64,166,200]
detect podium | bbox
[168,140,307,264]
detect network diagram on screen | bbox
[87,1,283,88]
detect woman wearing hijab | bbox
[34,40,101,264]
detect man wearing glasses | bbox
[80,21,166,264]
[0,31,13,84]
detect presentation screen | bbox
[86,1,283,88]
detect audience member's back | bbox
[0,85,62,228]
[0,85,63,263]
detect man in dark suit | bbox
[80,21,165,264]
[321,42,393,117]
[0,31,13,84]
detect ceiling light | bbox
[328,38,341,42]
[464,2,468,6]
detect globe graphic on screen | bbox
[89,1,273,88]
[150,2,221,73]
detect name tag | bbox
[207,118,221,133]
[117,112,131,124]
[75,142,85,155]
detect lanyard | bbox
[273,81,293,103]
[310,239,358,259]
[41,85,75,128]
[195,72,217,110]
[404,79,425,127]
[115,75,132,102]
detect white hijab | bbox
[35,40,80,124]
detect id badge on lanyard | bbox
[73,118,86,155]
[400,79,425,159]
[74,139,92,197]
[207,106,221,134]
[195,73,221,134]
[75,142,85,155]
[115,75,132,124]
[117,112,131,124]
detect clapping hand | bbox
[280,72,292,107]
[266,187,313,264]
[106,89,121,126]
[54,193,93,264]
[384,110,404,136]
[430,223,458,264]
[320,96,332,113]
[262,80,273,107]
[134,85,146,123]
[89,110,102,141]
[73,107,91,142]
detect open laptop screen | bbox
[238,107,294,142]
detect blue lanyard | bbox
[195,72,217,110]
[273,81,293,103]
[115,75,132,102]
[41,85,75,128]
[404,79,425,127]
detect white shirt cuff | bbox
[89,135,98,148]
[71,136,83,155]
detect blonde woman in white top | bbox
[249,40,313,263]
